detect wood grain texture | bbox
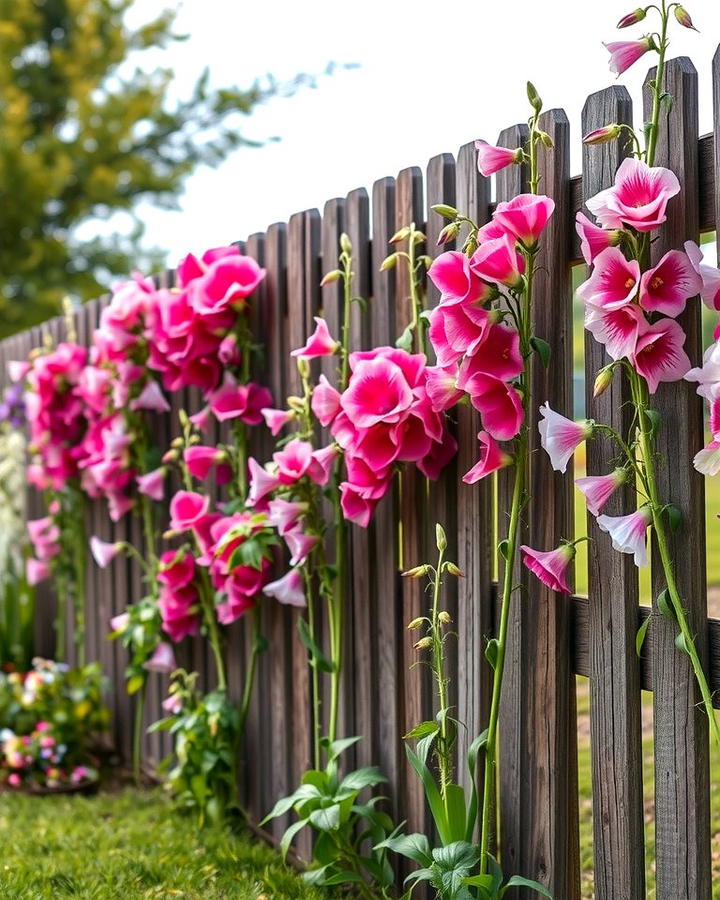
[581,85,646,900]
[644,57,711,899]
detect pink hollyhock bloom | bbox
[493,193,555,248]
[462,431,513,484]
[162,693,183,715]
[639,250,702,317]
[26,559,50,585]
[137,467,166,501]
[685,342,720,401]
[291,317,339,360]
[310,444,339,485]
[108,492,134,523]
[186,251,265,311]
[474,140,522,177]
[587,157,680,232]
[158,550,196,589]
[575,212,621,265]
[169,491,210,531]
[349,346,425,387]
[27,517,55,545]
[311,375,342,426]
[247,458,281,506]
[476,219,508,243]
[418,428,457,480]
[284,526,319,566]
[584,303,645,361]
[209,381,273,425]
[392,414,433,462]
[458,323,523,383]
[694,440,720,477]
[631,317,691,393]
[427,251,492,305]
[189,406,212,432]
[7,360,30,382]
[130,380,170,413]
[575,468,627,516]
[184,446,228,482]
[470,234,525,289]
[273,439,315,484]
[339,482,378,527]
[539,403,594,474]
[425,365,463,412]
[110,612,129,633]
[144,642,177,673]
[218,333,242,366]
[90,537,122,568]
[264,568,306,607]
[576,247,640,310]
[341,356,414,428]
[268,499,307,536]
[468,375,524,442]
[261,407,294,435]
[428,303,493,367]
[684,241,720,311]
[604,38,653,76]
[521,543,575,594]
[159,585,201,641]
[597,507,653,567]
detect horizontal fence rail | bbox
[2,50,720,900]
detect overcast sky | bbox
[123,0,720,264]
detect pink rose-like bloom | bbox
[584,303,645,361]
[631,317,691,393]
[575,212,621,265]
[341,356,414,428]
[144,642,178,673]
[291,317,338,360]
[639,250,702,318]
[110,612,129,633]
[462,431,513,484]
[684,241,720,311]
[521,543,575,595]
[470,234,525,289]
[604,38,653,76]
[264,568,306,607]
[475,140,522,177]
[184,249,265,311]
[539,403,594,474]
[159,585,201,642]
[339,482,380,528]
[467,374,524,442]
[169,491,210,531]
[428,302,493,368]
[427,251,492,305]
[261,407,294,435]
[311,375,342,426]
[597,507,653,567]
[218,333,241,366]
[90,537,123,569]
[694,440,720,477]
[587,157,680,233]
[457,322,523,384]
[158,549,196,589]
[575,468,627,516]
[493,194,555,248]
[577,247,640,311]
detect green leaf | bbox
[297,618,334,672]
[657,588,675,621]
[375,832,432,866]
[324,735,362,762]
[675,632,691,656]
[444,783,468,842]
[395,325,414,352]
[309,804,341,831]
[636,616,651,658]
[404,721,438,740]
[500,875,553,898]
[280,818,308,859]
[530,336,551,367]
[498,539,509,562]
[405,744,450,843]
[644,408,661,438]
[322,871,366,886]
[666,504,682,533]
[339,766,387,793]
[261,790,304,824]
[485,638,499,670]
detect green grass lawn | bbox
[0,788,324,900]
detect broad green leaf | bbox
[405,744,450,843]
[339,766,387,793]
[444,782,468,842]
[635,615,651,658]
[675,632,691,656]
[404,720,438,740]
[280,818,308,859]
[485,638,499,670]
[324,735,362,762]
[297,618,334,672]
[500,875,553,897]
[656,588,675,621]
[375,832,432,866]
[666,503,682,533]
[309,804,341,831]
[322,870,366,886]
[530,336,551,367]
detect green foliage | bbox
[263,737,397,895]
[0,0,315,337]
[111,594,164,694]
[151,670,240,827]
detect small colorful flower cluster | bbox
[0,381,26,428]
[26,512,61,586]
[1,722,96,789]
[425,193,555,483]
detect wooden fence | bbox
[3,52,720,898]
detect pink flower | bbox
[427,251,492,305]
[169,491,210,531]
[492,194,555,248]
[110,613,129,633]
[311,375,342,426]
[264,568,306,607]
[158,549,196,589]
[587,158,680,233]
[577,247,640,310]
[584,303,645,361]
[26,559,50,585]
[268,499,307,535]
[340,356,414,428]
[184,446,230,484]
[596,508,653,567]
[210,381,273,425]
[7,360,30,383]
[162,693,183,715]
[130,380,170,413]
[218,333,241,366]
[8,773,21,788]
[428,303,493,367]
[144,642,177,673]
[290,317,338,360]
[284,527,319,566]
[684,241,720,311]
[685,342,720,401]
[189,407,212,431]
[339,482,378,527]
[467,374,524,441]
[261,407,294,435]
[604,38,653,76]
[575,212,621,265]
[159,585,201,642]
[639,250,702,317]
[475,140,521,177]
[425,365,463,412]
[462,432,512,484]
[631,317,691,393]
[694,440,720,477]
[273,439,315,484]
[247,458,281,506]
[457,323,523,384]
[521,543,575,594]
[90,537,122,568]
[137,467,166,501]
[310,444,338,485]
[187,250,265,311]
[575,468,627,516]
[470,234,525,289]
[539,403,594,474]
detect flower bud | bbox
[402,565,429,579]
[297,358,310,380]
[674,5,698,30]
[527,81,542,112]
[389,226,411,244]
[438,611,452,625]
[617,7,647,28]
[287,395,305,412]
[436,523,447,552]
[445,563,464,578]
[414,637,433,651]
[582,124,622,146]
[538,130,554,150]
[171,436,184,449]
[340,232,352,254]
[320,269,343,287]
[407,616,425,630]
[431,204,459,220]
[437,222,460,246]
[593,364,616,398]
[380,253,398,272]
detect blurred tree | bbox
[0,0,314,337]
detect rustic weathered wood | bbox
[644,57,711,899]
[581,85,646,900]
[714,47,720,269]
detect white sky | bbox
[121,0,720,264]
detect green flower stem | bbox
[327,492,345,746]
[645,1,670,168]
[630,372,720,752]
[133,681,146,786]
[237,605,262,742]
[429,548,453,804]
[234,420,248,499]
[73,497,87,667]
[139,494,158,581]
[55,570,67,662]
[304,565,322,770]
